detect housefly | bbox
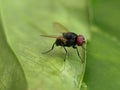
[41,22,85,63]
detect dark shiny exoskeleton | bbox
[56,32,77,47]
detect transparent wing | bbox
[53,22,69,33]
[40,35,58,38]
[40,35,67,42]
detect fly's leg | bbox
[63,47,68,61]
[42,42,55,54]
[73,46,84,63]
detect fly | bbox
[41,22,85,63]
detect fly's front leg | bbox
[73,46,84,63]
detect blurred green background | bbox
[0,0,120,90]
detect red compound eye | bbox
[77,35,85,46]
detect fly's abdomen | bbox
[55,39,64,46]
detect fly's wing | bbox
[40,35,58,38]
[40,35,67,43]
[53,22,69,33]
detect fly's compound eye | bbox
[77,35,85,46]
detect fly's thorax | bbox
[62,32,78,47]
[62,32,78,39]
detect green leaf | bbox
[0,0,90,90]
[84,0,120,90]
[84,28,120,90]
[92,0,120,39]
[0,16,27,90]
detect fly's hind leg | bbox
[42,42,56,54]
